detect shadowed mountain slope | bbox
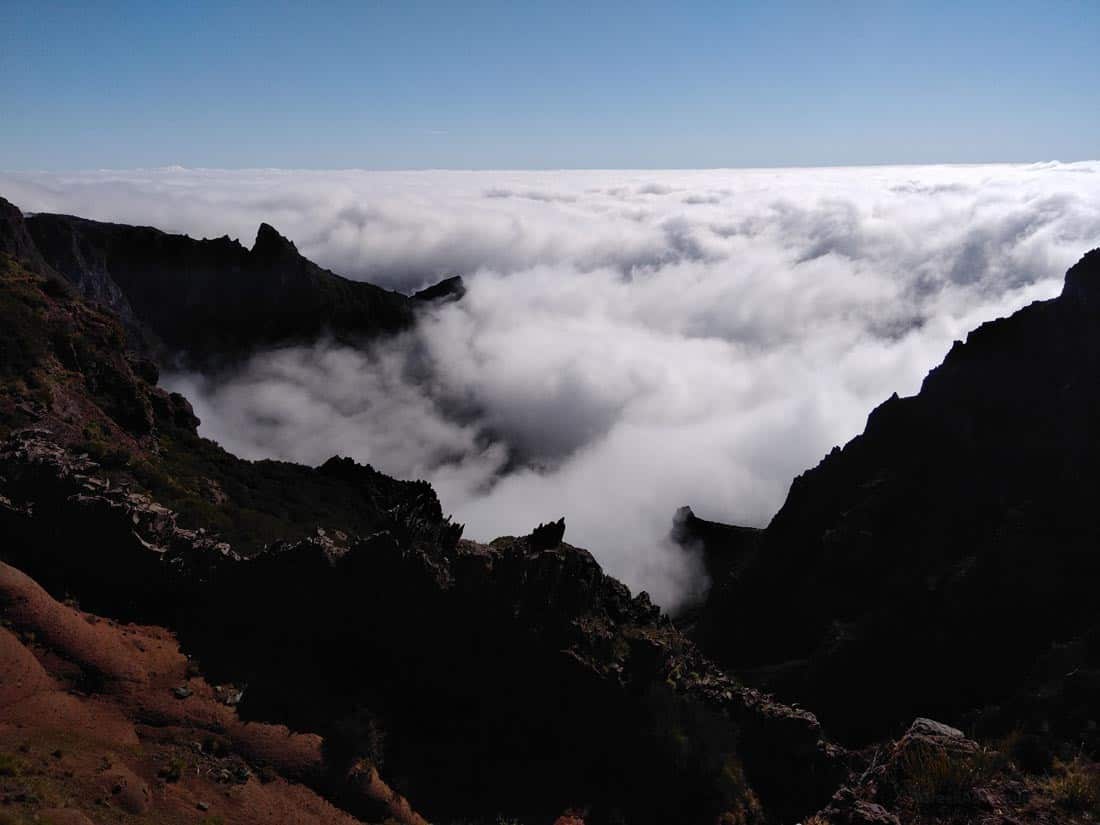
[693,248,1100,747]
[13,200,417,363]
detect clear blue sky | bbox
[2,0,1097,169]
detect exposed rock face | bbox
[669,506,761,634]
[0,196,51,271]
[528,515,567,549]
[411,273,466,304]
[694,248,1100,746]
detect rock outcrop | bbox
[411,274,466,304]
[806,716,1100,825]
[0,196,52,272]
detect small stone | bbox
[196,801,210,811]
[172,685,192,699]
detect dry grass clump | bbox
[995,729,1055,774]
[896,744,1000,810]
[1049,758,1100,813]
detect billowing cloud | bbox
[4,163,1099,608]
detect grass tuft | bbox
[1049,758,1100,813]
[896,744,1000,810]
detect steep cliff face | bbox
[0,248,840,823]
[19,204,416,364]
[694,249,1100,747]
[0,196,52,272]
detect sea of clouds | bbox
[3,163,1099,608]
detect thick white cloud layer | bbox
[4,164,1100,608]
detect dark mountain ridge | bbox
[2,196,460,366]
[692,248,1100,748]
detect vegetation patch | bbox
[895,744,1001,811]
[1049,758,1100,814]
[0,751,24,777]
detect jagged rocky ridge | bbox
[691,248,1100,752]
[0,429,840,823]
[2,196,459,366]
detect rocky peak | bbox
[0,196,49,272]
[412,274,467,304]
[1060,246,1100,312]
[528,516,566,549]
[251,221,300,259]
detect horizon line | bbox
[3,159,1097,176]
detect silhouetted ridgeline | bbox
[692,248,1100,749]
[3,195,464,366]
